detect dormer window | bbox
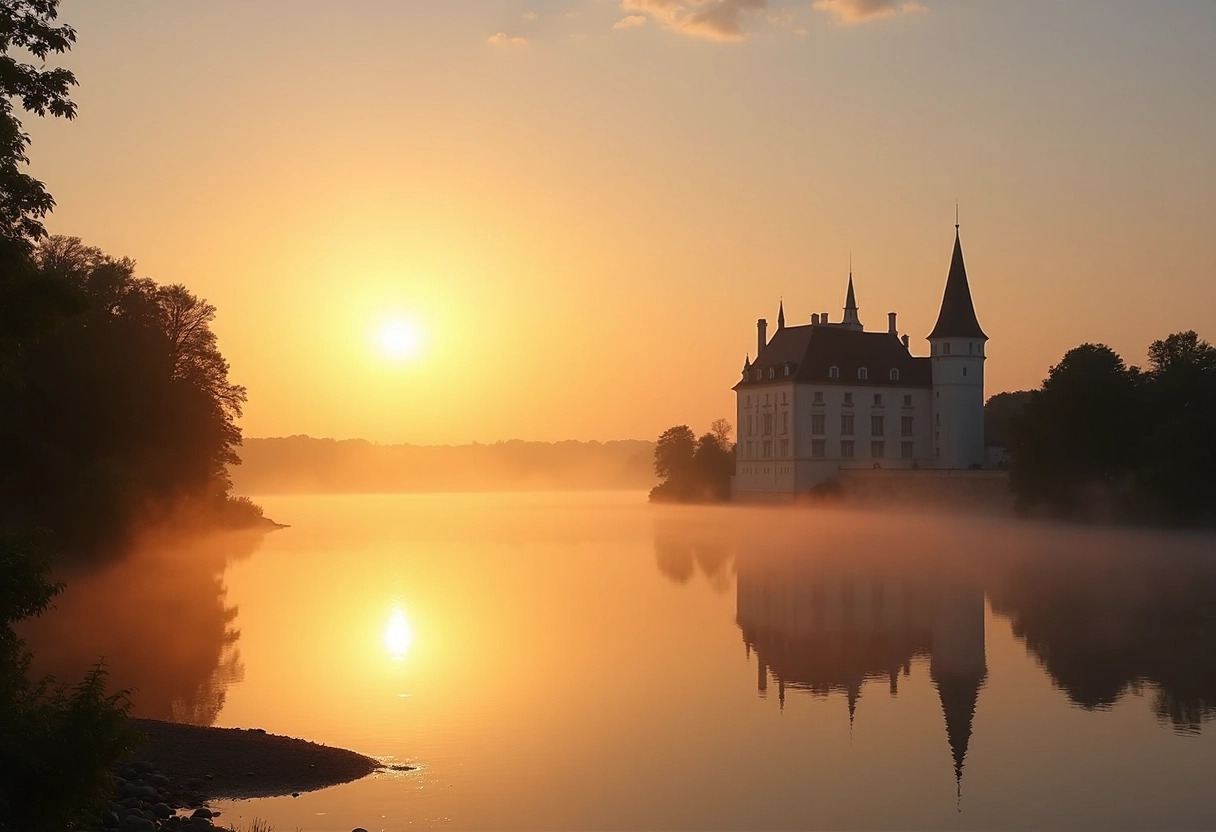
[782,364,790,377]
[767,367,775,379]
[829,366,840,380]
[889,368,900,382]
[858,367,868,381]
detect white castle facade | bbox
[733,226,987,498]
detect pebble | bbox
[190,808,213,819]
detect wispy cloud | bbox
[487,31,529,46]
[522,10,538,21]
[812,0,927,24]
[614,13,649,30]
[621,0,767,42]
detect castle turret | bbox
[930,585,987,799]
[929,225,987,469]
[841,272,863,331]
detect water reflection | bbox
[736,541,987,792]
[17,530,263,725]
[656,510,1216,747]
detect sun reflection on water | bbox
[383,607,415,660]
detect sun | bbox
[378,318,423,361]
[383,608,415,660]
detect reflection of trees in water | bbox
[983,539,1216,734]
[653,517,735,592]
[17,530,263,726]
[655,511,1216,735]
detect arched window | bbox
[858,367,869,381]
[828,365,840,380]
[889,368,900,382]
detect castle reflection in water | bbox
[736,545,986,791]
[655,508,1216,794]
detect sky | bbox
[24,0,1216,444]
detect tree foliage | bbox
[0,237,252,547]
[650,421,735,502]
[1010,332,1216,524]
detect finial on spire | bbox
[955,201,959,232]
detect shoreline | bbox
[85,719,382,831]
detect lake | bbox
[21,492,1216,830]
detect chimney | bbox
[757,318,768,356]
[888,312,897,334]
[811,313,820,325]
[901,334,910,348]
[821,312,829,324]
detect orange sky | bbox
[26,1,1216,443]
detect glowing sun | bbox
[383,608,415,659]
[378,319,423,361]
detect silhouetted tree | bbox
[1009,332,1216,525]
[1010,344,1141,517]
[983,390,1033,449]
[650,421,734,502]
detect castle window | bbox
[781,412,789,434]
[768,367,775,379]
[813,391,824,405]
[763,440,773,456]
[858,367,868,381]
[812,439,825,458]
[936,413,940,426]
[746,415,753,436]
[871,415,884,436]
[781,392,787,404]
[901,441,914,459]
[871,441,885,458]
[783,364,790,377]
[779,438,789,457]
[873,394,883,406]
[829,365,840,380]
[763,413,773,435]
[944,343,952,355]
[844,393,853,406]
[903,394,913,407]
[841,414,855,436]
[963,367,968,377]
[811,415,825,434]
[901,416,914,437]
[889,368,900,382]
[841,440,855,458]
[969,343,974,354]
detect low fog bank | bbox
[230,435,656,494]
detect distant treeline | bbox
[229,436,657,494]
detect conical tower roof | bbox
[932,671,985,789]
[928,229,987,340]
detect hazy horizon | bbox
[27,0,1216,444]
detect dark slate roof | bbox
[735,324,932,388]
[928,231,987,340]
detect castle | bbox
[733,225,987,499]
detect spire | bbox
[742,354,751,373]
[777,299,786,330]
[928,226,987,340]
[932,671,985,797]
[841,264,862,330]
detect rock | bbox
[150,774,169,787]
[292,792,300,797]
[202,774,214,781]
[191,808,213,819]
[353,828,370,832]
[188,819,214,831]
[152,802,173,819]
[118,816,156,832]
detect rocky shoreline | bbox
[82,719,381,832]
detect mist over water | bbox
[23,493,1216,830]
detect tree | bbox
[710,418,734,449]
[1009,344,1141,517]
[983,390,1034,449]
[0,0,77,257]
[653,425,696,482]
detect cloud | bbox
[621,0,767,42]
[614,14,648,29]
[487,31,528,46]
[812,0,927,24]
[522,10,538,21]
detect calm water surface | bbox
[23,492,1216,830]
